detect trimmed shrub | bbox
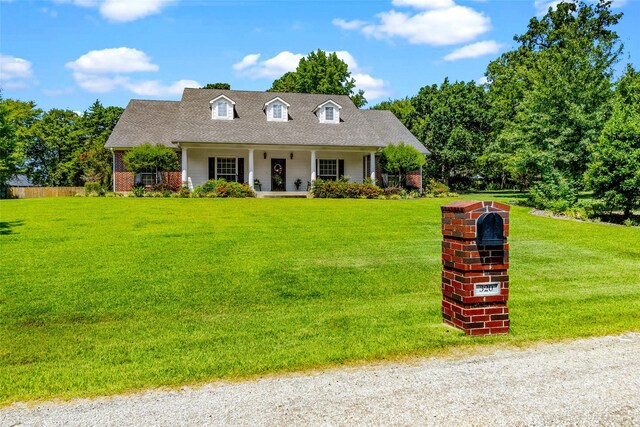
[84,182,103,196]
[312,179,381,199]
[193,179,255,198]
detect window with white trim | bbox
[325,106,334,121]
[273,103,282,119]
[319,159,338,181]
[216,157,236,181]
[217,101,227,118]
[140,173,156,186]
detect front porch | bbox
[180,144,380,192]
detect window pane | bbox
[141,173,155,186]
[218,101,227,117]
[325,106,334,121]
[216,157,237,181]
[319,159,337,180]
[273,104,282,119]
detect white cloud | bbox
[235,51,303,79]
[476,76,489,85]
[99,0,174,23]
[352,73,390,101]
[67,47,198,96]
[66,47,159,74]
[331,18,366,30]
[124,79,200,96]
[443,40,503,61]
[335,1,490,46]
[232,54,261,71]
[391,0,455,9]
[0,54,35,89]
[52,0,173,22]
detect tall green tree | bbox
[0,97,20,190]
[585,65,640,218]
[485,0,623,189]
[22,109,84,186]
[269,49,367,108]
[78,100,124,187]
[411,79,492,186]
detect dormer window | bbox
[209,94,235,120]
[325,106,334,121]
[314,99,342,124]
[264,97,290,122]
[273,104,282,119]
[217,101,227,117]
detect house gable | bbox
[313,99,342,124]
[263,96,290,122]
[210,94,235,120]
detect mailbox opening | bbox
[476,212,504,246]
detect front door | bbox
[271,158,286,191]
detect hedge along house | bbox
[105,89,428,192]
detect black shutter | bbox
[208,157,216,180]
[237,158,245,183]
[316,159,319,179]
[338,159,345,179]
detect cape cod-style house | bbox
[105,89,428,192]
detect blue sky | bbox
[1,0,638,112]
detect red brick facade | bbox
[113,150,182,192]
[441,201,510,335]
[406,169,422,189]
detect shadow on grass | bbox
[0,220,25,235]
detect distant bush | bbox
[528,172,578,213]
[193,179,255,198]
[84,182,103,196]
[130,183,146,197]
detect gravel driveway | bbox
[2,333,639,426]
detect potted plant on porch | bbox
[294,178,302,190]
[254,179,262,191]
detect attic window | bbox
[218,102,228,118]
[273,104,282,119]
[325,106,334,121]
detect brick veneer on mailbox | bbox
[113,150,182,192]
[441,200,510,335]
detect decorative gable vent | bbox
[314,99,342,124]
[210,94,235,120]
[263,97,290,122]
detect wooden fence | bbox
[8,187,85,199]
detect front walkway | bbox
[256,191,309,198]
[2,333,639,426]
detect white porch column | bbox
[181,147,187,185]
[370,151,376,183]
[248,148,255,189]
[310,150,317,182]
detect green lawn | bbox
[1,197,639,405]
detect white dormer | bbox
[210,95,235,120]
[314,100,342,124]
[263,97,290,122]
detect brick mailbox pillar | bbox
[441,201,510,335]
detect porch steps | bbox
[256,191,309,199]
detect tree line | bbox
[372,0,639,218]
[1,99,123,191]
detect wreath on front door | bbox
[273,164,283,174]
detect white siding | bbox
[317,102,340,124]
[266,103,288,122]
[186,148,369,190]
[212,100,233,120]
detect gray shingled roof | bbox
[105,100,180,148]
[106,89,428,154]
